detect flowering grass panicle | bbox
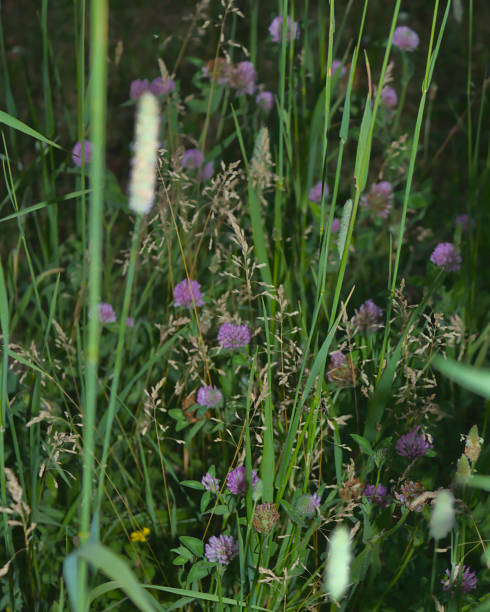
[430,242,462,271]
[173,279,205,308]
[396,426,433,458]
[353,299,383,334]
[325,526,352,601]
[218,323,251,349]
[196,385,223,408]
[227,466,258,495]
[201,472,220,493]
[129,79,150,99]
[72,139,92,166]
[91,302,116,323]
[430,489,455,540]
[150,76,175,96]
[181,148,204,170]
[392,26,420,51]
[253,502,280,533]
[363,484,388,506]
[381,86,398,109]
[309,181,329,202]
[256,91,274,112]
[295,492,321,518]
[205,535,239,566]
[128,92,160,215]
[268,15,299,43]
[441,564,477,593]
[229,61,257,95]
[202,57,232,85]
[361,181,394,218]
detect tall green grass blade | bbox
[432,356,490,399]
[0,111,62,149]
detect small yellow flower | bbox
[130,527,150,543]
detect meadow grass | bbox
[0,0,489,610]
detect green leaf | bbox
[0,110,62,149]
[432,356,490,399]
[350,434,373,456]
[180,480,204,490]
[353,94,373,192]
[63,542,163,611]
[179,536,203,558]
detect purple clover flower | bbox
[331,218,340,232]
[72,140,92,167]
[181,148,204,170]
[381,86,398,109]
[201,472,220,493]
[309,181,329,203]
[198,161,214,182]
[352,299,383,334]
[363,484,388,506]
[205,534,239,565]
[256,91,274,113]
[125,317,135,327]
[226,466,258,495]
[454,214,472,232]
[229,61,257,95]
[329,350,346,369]
[269,15,299,43]
[217,323,251,349]
[130,79,151,100]
[150,77,175,96]
[393,26,420,52]
[361,181,394,218]
[331,60,346,77]
[91,302,116,323]
[295,492,321,517]
[396,426,433,459]
[441,564,477,594]
[173,279,205,308]
[430,242,462,272]
[197,385,223,408]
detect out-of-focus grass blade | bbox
[353,93,372,193]
[0,110,62,149]
[432,355,490,399]
[0,189,91,224]
[64,542,163,612]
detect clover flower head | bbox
[125,317,135,328]
[361,181,394,218]
[72,140,92,167]
[198,161,214,182]
[226,466,258,495]
[331,218,340,232]
[393,26,420,51]
[181,148,204,170]
[229,61,257,95]
[363,484,388,506]
[454,214,472,232]
[331,60,346,77]
[381,86,398,109]
[296,492,321,518]
[130,79,151,100]
[256,91,274,112]
[430,242,462,272]
[394,480,426,512]
[150,76,175,96]
[396,426,433,458]
[201,472,220,493]
[352,299,383,334]
[202,58,232,85]
[309,181,329,203]
[441,564,477,594]
[205,534,239,565]
[218,323,251,349]
[197,385,223,408]
[91,302,116,323]
[253,502,280,533]
[269,15,299,43]
[173,279,204,308]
